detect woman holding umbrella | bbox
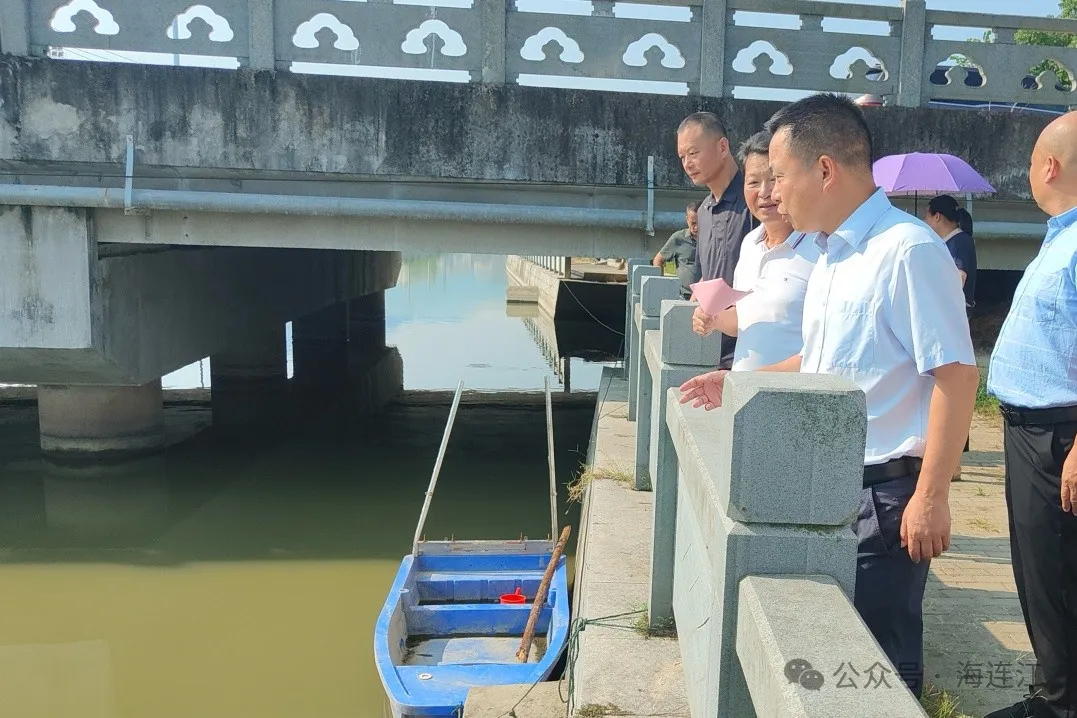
[924,194,978,479]
[924,194,977,310]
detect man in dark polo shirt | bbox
[677,112,756,368]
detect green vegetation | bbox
[575,704,623,717]
[920,684,974,718]
[960,0,1076,90]
[629,603,676,638]
[976,369,1000,416]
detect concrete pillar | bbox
[38,380,165,459]
[292,302,348,389]
[211,326,288,432]
[632,275,681,489]
[347,292,387,358]
[347,291,403,415]
[645,300,724,629]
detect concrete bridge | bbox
[0,0,1071,457]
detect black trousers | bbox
[853,472,931,698]
[1004,418,1077,717]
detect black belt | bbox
[1000,403,1077,427]
[863,457,923,487]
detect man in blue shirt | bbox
[679,94,979,698]
[985,112,1077,718]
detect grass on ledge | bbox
[567,465,633,503]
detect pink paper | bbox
[689,278,752,316]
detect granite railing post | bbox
[0,0,30,56]
[627,264,661,422]
[632,276,681,490]
[897,0,927,107]
[665,372,866,717]
[700,0,728,98]
[479,0,507,84]
[646,300,724,630]
[623,259,647,362]
[247,0,275,70]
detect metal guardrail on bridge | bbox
[3,0,1075,106]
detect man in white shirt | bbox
[692,130,820,371]
[679,94,979,697]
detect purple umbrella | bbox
[873,152,996,195]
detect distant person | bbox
[680,93,978,698]
[925,194,978,479]
[652,199,704,298]
[924,194,977,309]
[985,112,1077,718]
[692,131,820,371]
[676,112,756,368]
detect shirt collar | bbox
[758,228,806,249]
[943,228,961,241]
[712,172,744,209]
[815,188,892,252]
[1048,204,1077,236]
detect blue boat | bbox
[374,380,571,718]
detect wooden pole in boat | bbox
[516,525,571,663]
[411,380,465,556]
[545,376,558,542]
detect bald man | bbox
[986,112,1077,718]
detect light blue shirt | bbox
[801,189,976,465]
[987,205,1077,409]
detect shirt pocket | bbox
[822,300,876,369]
[1014,270,1063,324]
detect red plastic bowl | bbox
[500,587,526,604]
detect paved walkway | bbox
[924,412,1031,718]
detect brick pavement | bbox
[923,413,1032,718]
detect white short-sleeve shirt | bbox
[800,189,976,465]
[731,227,821,371]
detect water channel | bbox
[0,254,620,717]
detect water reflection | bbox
[0,397,593,717]
[163,253,617,394]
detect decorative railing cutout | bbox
[732,40,792,76]
[623,33,685,69]
[50,0,120,35]
[292,13,360,51]
[520,27,584,63]
[167,5,234,42]
[401,20,467,57]
[1024,61,1075,92]
[931,55,985,87]
[830,47,887,81]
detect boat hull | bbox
[374,544,570,717]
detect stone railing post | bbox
[646,300,723,629]
[480,0,507,84]
[627,264,661,421]
[665,372,866,717]
[632,276,681,490]
[623,259,646,361]
[897,0,927,107]
[699,0,728,97]
[247,0,275,70]
[0,0,30,56]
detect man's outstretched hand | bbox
[679,370,729,410]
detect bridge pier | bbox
[211,326,289,434]
[37,380,165,459]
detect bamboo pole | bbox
[545,376,558,542]
[411,380,465,555]
[516,525,572,663]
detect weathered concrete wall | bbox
[0,57,1052,201]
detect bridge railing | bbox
[5,0,1076,107]
[522,255,570,278]
[623,271,929,715]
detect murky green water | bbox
[0,254,615,717]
